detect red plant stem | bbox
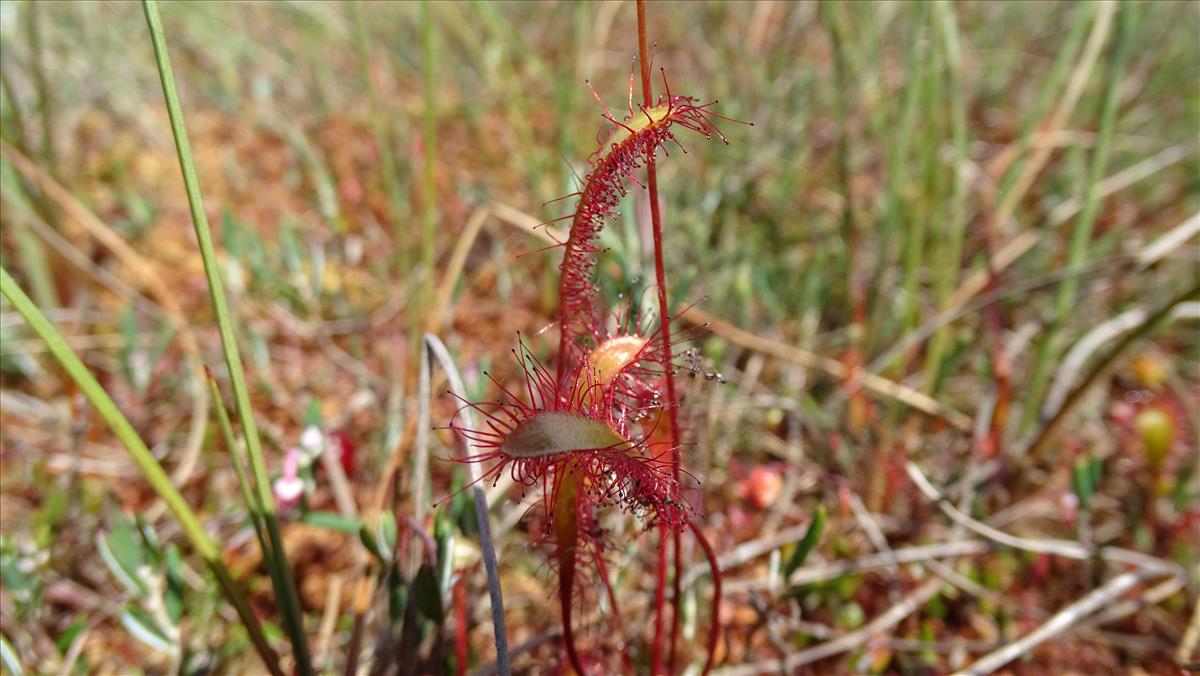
[555,472,587,675]
[979,189,1011,458]
[981,269,1011,457]
[636,2,685,673]
[689,520,721,675]
[669,528,682,670]
[454,575,468,676]
[560,568,584,675]
[594,542,635,674]
[652,524,669,672]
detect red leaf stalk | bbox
[635,4,687,673]
[689,520,722,674]
[554,468,586,674]
[453,575,468,676]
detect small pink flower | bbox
[273,447,305,511]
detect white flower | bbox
[298,425,325,463]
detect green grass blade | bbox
[26,2,56,178]
[13,227,56,309]
[414,0,440,346]
[351,1,408,254]
[1020,2,1138,435]
[923,0,970,394]
[0,266,281,676]
[140,2,313,672]
[204,369,269,546]
[0,633,23,676]
[996,3,1096,203]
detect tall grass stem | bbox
[204,369,272,558]
[26,3,55,177]
[13,227,56,309]
[886,2,927,352]
[996,3,1096,206]
[420,2,439,320]
[1020,2,1136,435]
[141,2,313,672]
[351,1,407,258]
[926,1,969,392]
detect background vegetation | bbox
[0,1,1196,673]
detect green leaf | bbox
[54,616,87,657]
[0,634,23,676]
[502,412,627,459]
[413,564,444,624]
[98,513,148,598]
[1071,458,1093,510]
[925,591,947,619]
[120,606,173,654]
[783,505,827,580]
[35,489,69,537]
[451,479,479,537]
[164,545,185,626]
[387,567,406,622]
[302,511,363,534]
[435,515,455,594]
[837,601,865,629]
[376,511,397,559]
[358,527,382,563]
[304,400,322,428]
[1,553,32,593]
[918,621,939,665]
[260,620,285,644]
[135,515,164,567]
[119,306,149,395]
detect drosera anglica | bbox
[444,57,748,673]
[447,339,690,673]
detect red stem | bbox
[652,523,669,672]
[593,542,635,674]
[669,527,682,670]
[979,188,1011,459]
[556,473,587,674]
[636,2,685,673]
[561,561,585,675]
[981,270,1011,457]
[689,520,721,675]
[454,576,468,676]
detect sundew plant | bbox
[450,6,747,667]
[1,1,1198,675]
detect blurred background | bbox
[0,1,1196,673]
